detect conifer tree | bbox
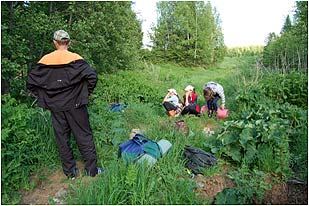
[281,15,292,33]
[263,2,307,71]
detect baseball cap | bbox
[184,85,194,91]
[53,30,70,41]
[168,88,178,95]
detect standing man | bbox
[27,30,103,179]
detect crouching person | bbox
[162,88,182,117]
[203,81,225,118]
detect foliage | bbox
[256,72,308,108]
[69,1,143,73]
[204,101,292,177]
[205,69,307,177]
[1,95,59,204]
[226,46,263,57]
[93,69,162,107]
[2,56,307,204]
[212,67,307,204]
[215,164,271,204]
[263,2,308,72]
[150,1,226,67]
[1,1,142,98]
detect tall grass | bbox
[1,96,60,204]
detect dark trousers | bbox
[51,105,98,177]
[181,104,199,116]
[207,94,221,111]
[163,101,177,112]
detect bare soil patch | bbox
[21,161,86,205]
[192,170,308,205]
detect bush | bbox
[257,72,308,108]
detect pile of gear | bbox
[118,128,217,175]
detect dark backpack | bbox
[109,103,127,112]
[118,134,161,164]
[183,145,217,174]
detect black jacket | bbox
[27,59,97,112]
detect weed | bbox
[215,163,271,204]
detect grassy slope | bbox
[65,56,257,204]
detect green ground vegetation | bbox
[2,56,307,204]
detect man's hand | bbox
[221,104,225,110]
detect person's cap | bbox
[53,30,70,41]
[184,85,194,91]
[168,88,177,95]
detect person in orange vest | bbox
[27,30,103,179]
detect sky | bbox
[132,0,296,48]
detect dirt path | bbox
[21,161,86,205]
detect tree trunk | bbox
[69,13,73,26]
[297,48,301,70]
[194,7,197,60]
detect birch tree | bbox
[151,1,226,67]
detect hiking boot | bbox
[85,167,104,177]
[67,168,79,180]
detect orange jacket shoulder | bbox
[38,50,83,65]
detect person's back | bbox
[27,49,97,112]
[203,81,225,118]
[27,30,103,179]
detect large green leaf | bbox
[215,188,239,205]
[223,144,242,162]
[239,128,254,148]
[243,142,257,164]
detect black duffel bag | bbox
[183,145,217,174]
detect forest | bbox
[1,1,308,205]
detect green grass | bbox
[3,56,306,204]
[64,56,259,204]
